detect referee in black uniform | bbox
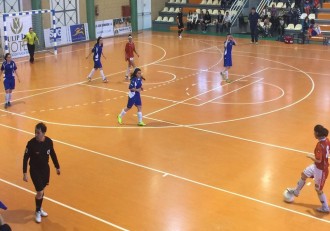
[177,8,184,39]
[23,122,60,223]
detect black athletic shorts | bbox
[30,165,50,192]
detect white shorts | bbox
[303,164,328,191]
[129,57,134,61]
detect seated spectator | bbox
[304,0,311,15]
[292,5,301,25]
[216,10,224,33]
[260,5,268,21]
[187,11,193,31]
[278,17,287,37]
[284,5,294,25]
[192,10,199,30]
[222,11,231,33]
[263,16,272,37]
[302,16,309,34]
[201,11,212,33]
[308,19,322,36]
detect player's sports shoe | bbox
[255,42,259,45]
[87,76,92,82]
[40,208,48,217]
[7,102,11,107]
[286,188,299,197]
[220,72,225,80]
[137,121,146,126]
[316,207,330,213]
[117,115,122,125]
[0,201,7,210]
[102,78,108,83]
[35,211,42,223]
[225,79,232,83]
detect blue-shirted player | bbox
[86,36,108,83]
[220,34,236,83]
[117,68,146,126]
[0,53,20,109]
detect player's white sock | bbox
[88,69,95,78]
[225,71,229,79]
[100,70,106,80]
[318,193,329,209]
[5,93,9,103]
[120,109,126,117]
[126,67,130,77]
[295,178,305,195]
[8,93,11,102]
[137,112,143,122]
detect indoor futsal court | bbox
[0,30,330,230]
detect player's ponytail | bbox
[314,124,329,138]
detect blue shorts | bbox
[224,56,232,67]
[127,95,142,108]
[94,61,102,69]
[3,78,15,90]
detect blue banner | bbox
[70,24,86,42]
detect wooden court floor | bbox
[0,31,330,230]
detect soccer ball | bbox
[283,189,295,203]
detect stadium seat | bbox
[213,9,218,15]
[169,0,175,3]
[169,7,175,12]
[181,0,187,3]
[286,24,294,29]
[175,0,181,3]
[207,0,213,4]
[213,0,218,5]
[291,3,295,8]
[200,0,206,4]
[162,7,169,12]
[294,24,302,30]
[202,9,206,13]
[175,8,180,13]
[208,9,213,15]
[268,1,276,7]
[155,16,162,21]
[276,2,284,8]
[169,17,175,22]
[196,9,201,14]
[163,16,169,22]
[300,13,307,19]
[308,13,316,20]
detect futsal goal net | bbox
[0,9,57,58]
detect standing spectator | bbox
[222,11,232,33]
[124,34,139,80]
[86,36,108,83]
[216,10,224,33]
[192,10,199,30]
[117,68,146,126]
[0,53,20,109]
[177,8,184,38]
[302,16,309,34]
[260,5,268,20]
[187,11,193,31]
[292,5,301,25]
[220,34,236,83]
[285,5,294,25]
[201,11,212,33]
[23,122,61,223]
[304,0,311,15]
[278,17,287,39]
[248,7,260,44]
[23,27,39,63]
[286,125,330,213]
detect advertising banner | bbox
[95,19,114,38]
[44,26,70,48]
[69,24,87,42]
[113,17,132,36]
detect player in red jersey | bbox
[287,124,330,213]
[125,34,139,80]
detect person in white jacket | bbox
[192,10,199,30]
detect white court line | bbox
[0,178,129,231]
[211,82,285,105]
[144,67,269,117]
[141,70,177,85]
[269,67,330,77]
[0,123,328,224]
[197,78,264,106]
[153,63,244,77]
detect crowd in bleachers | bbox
[257,0,322,39]
[155,0,237,33]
